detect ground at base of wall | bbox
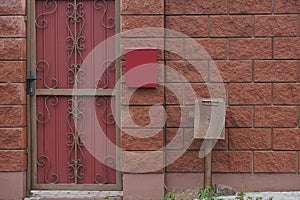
[218,191,300,200]
[24,191,123,200]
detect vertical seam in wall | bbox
[252,105,255,128]
[271,37,274,59]
[252,15,255,38]
[252,60,255,83]
[227,0,230,15]
[297,60,300,83]
[208,60,211,82]
[270,127,274,150]
[226,39,230,60]
[296,105,299,128]
[297,14,300,37]
[297,151,299,174]
[163,0,167,175]
[208,15,211,38]
[272,0,275,14]
[271,83,274,105]
[251,150,254,173]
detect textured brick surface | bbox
[166,106,194,127]
[0,128,26,149]
[121,151,164,173]
[254,60,297,82]
[165,0,185,14]
[0,106,26,127]
[229,84,272,105]
[273,84,300,104]
[0,39,26,60]
[229,0,272,13]
[226,106,253,127]
[212,151,252,172]
[274,0,300,13]
[255,15,298,36]
[121,129,164,150]
[254,151,297,172]
[0,84,26,105]
[121,85,164,105]
[229,38,272,59]
[185,39,227,59]
[210,16,252,37]
[166,16,208,37]
[0,16,26,37]
[211,60,252,83]
[166,151,204,172]
[229,128,271,150]
[0,61,26,83]
[274,38,300,59]
[166,128,184,150]
[121,0,164,14]
[166,83,184,105]
[0,0,25,14]
[166,61,208,83]
[254,106,297,127]
[0,150,26,171]
[121,106,165,128]
[273,129,300,150]
[185,0,228,14]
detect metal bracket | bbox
[26,71,40,96]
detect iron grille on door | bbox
[28,0,121,190]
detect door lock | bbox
[26,71,41,96]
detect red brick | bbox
[166,128,184,150]
[121,151,164,173]
[166,151,204,172]
[229,38,272,59]
[165,0,185,14]
[212,151,252,172]
[254,151,297,172]
[185,0,228,14]
[0,128,26,149]
[210,16,252,37]
[121,84,164,105]
[254,106,297,127]
[274,84,300,104]
[255,15,298,36]
[185,39,227,59]
[0,150,26,171]
[0,106,26,127]
[274,0,300,13]
[121,0,163,14]
[274,38,300,59]
[121,106,165,128]
[273,128,300,150]
[166,83,184,105]
[184,83,227,105]
[166,16,208,37]
[121,16,164,37]
[226,106,253,127]
[211,60,252,83]
[254,60,297,82]
[229,128,271,150]
[0,61,26,83]
[0,16,25,37]
[166,106,194,127]
[165,38,185,60]
[229,84,272,105]
[121,129,164,150]
[0,84,26,105]
[229,0,272,14]
[0,0,25,14]
[0,39,26,60]
[166,61,208,83]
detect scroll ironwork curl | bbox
[94,0,115,29]
[35,0,57,29]
[37,96,59,124]
[37,155,58,184]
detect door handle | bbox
[26,71,41,96]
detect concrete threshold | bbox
[24,190,123,200]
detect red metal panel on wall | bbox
[35,0,116,185]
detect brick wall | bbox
[120,0,300,185]
[0,0,27,173]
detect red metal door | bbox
[30,0,120,190]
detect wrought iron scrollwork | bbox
[36,60,58,89]
[66,1,86,85]
[37,155,58,184]
[66,98,86,183]
[37,96,59,124]
[95,60,115,89]
[95,96,115,125]
[35,0,57,29]
[94,156,115,184]
[94,0,115,29]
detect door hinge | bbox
[26,71,40,96]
